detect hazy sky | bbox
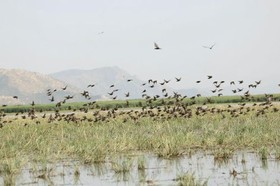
[0,0,280,91]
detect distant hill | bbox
[0,68,81,105]
[0,67,214,105]
[50,66,165,100]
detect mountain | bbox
[0,68,81,105]
[50,66,166,100]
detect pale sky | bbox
[0,0,280,92]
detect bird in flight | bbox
[203,43,216,50]
[175,77,181,82]
[154,42,161,50]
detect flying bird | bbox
[203,43,215,50]
[175,77,181,82]
[125,92,130,97]
[154,42,161,50]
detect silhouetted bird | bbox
[50,96,55,102]
[230,81,235,85]
[207,75,213,79]
[203,43,215,50]
[164,79,171,83]
[255,80,261,85]
[127,79,133,82]
[175,77,181,82]
[238,80,244,84]
[125,92,130,97]
[196,81,201,83]
[62,86,67,90]
[87,84,95,88]
[13,96,18,99]
[154,42,161,50]
[108,91,114,96]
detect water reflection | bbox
[0,151,280,185]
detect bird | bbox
[127,79,133,82]
[87,84,95,88]
[255,80,261,85]
[207,75,213,79]
[13,96,18,99]
[50,96,55,102]
[203,43,215,50]
[164,79,171,83]
[154,42,161,50]
[196,81,201,83]
[62,86,67,90]
[175,77,181,82]
[108,91,114,96]
[125,92,130,97]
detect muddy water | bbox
[1,151,280,185]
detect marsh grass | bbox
[176,172,207,186]
[259,146,269,161]
[111,157,133,174]
[0,109,280,181]
[137,156,146,171]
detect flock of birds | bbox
[0,42,279,127]
[0,72,279,127]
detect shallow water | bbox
[1,151,280,186]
